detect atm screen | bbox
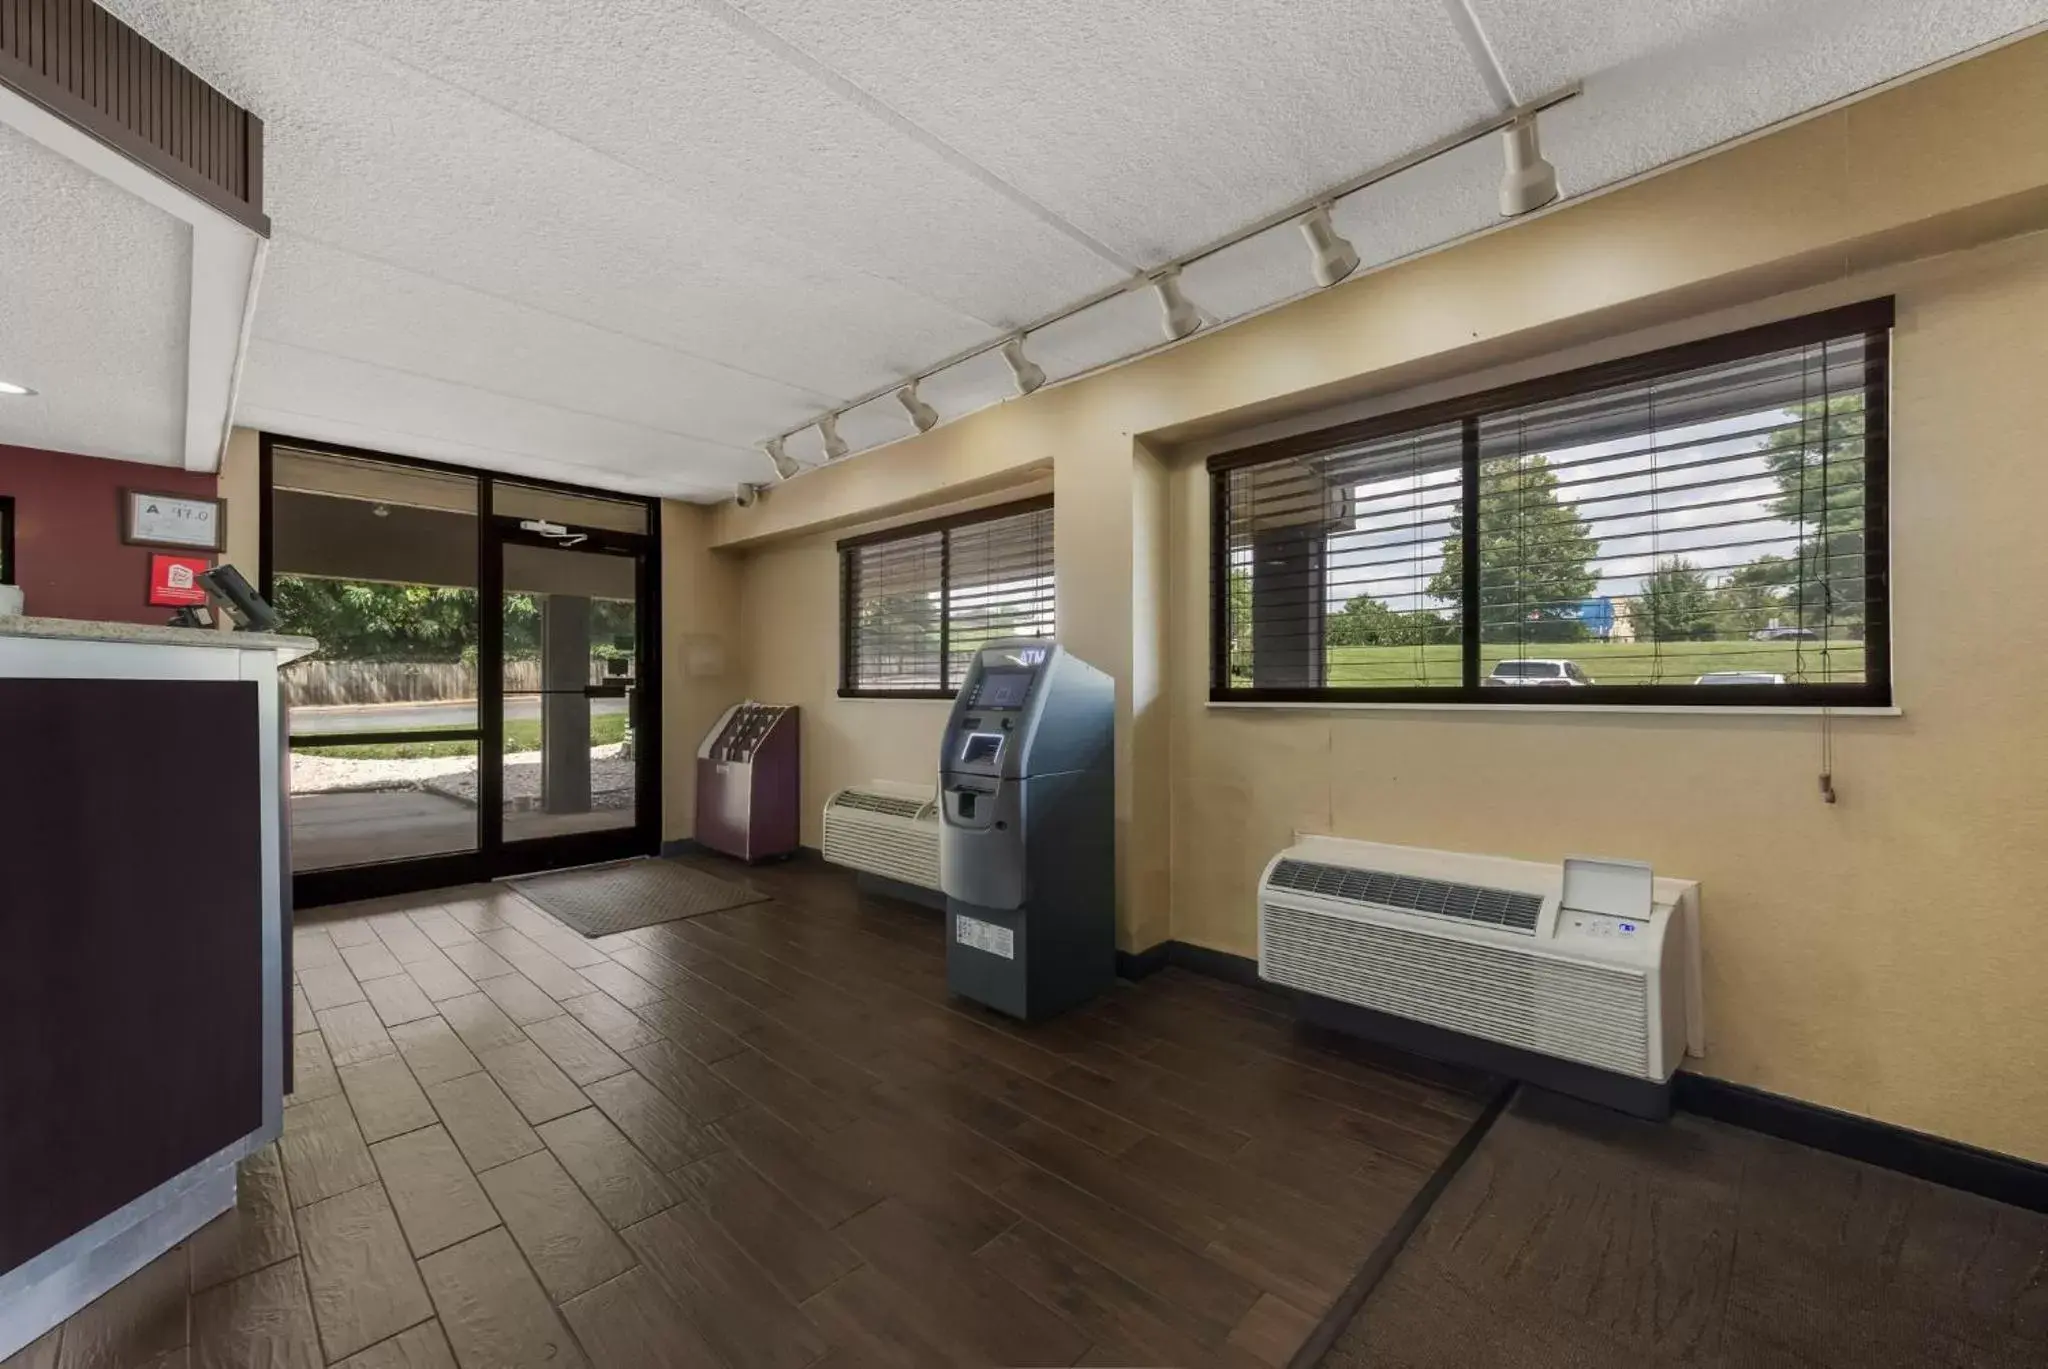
[973,669,1034,709]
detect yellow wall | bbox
[659,501,745,843]
[1166,237,2048,1162]
[217,427,262,628]
[689,36,2048,1161]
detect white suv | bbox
[1485,659,1593,687]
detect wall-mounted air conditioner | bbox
[1258,835,1702,1085]
[822,781,941,891]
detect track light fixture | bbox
[1300,204,1360,287]
[765,86,1579,477]
[896,382,939,433]
[1498,112,1559,217]
[1151,267,1203,341]
[818,413,850,461]
[763,436,800,481]
[1001,335,1046,396]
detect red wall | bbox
[1,444,220,624]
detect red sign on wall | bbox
[148,553,212,607]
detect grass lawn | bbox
[296,713,630,760]
[1318,638,1866,688]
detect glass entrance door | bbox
[493,537,647,859]
[274,445,661,906]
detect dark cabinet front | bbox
[0,678,265,1278]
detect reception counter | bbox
[0,617,313,1359]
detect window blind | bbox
[841,500,1055,696]
[1210,300,1891,706]
[946,504,1056,683]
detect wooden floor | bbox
[8,855,1492,1368]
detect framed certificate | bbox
[122,490,227,551]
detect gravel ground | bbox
[293,743,634,812]
[290,752,478,794]
[426,744,634,812]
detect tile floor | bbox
[6,855,1490,1367]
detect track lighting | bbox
[763,436,800,481]
[896,382,939,433]
[1000,336,1046,396]
[1151,267,1203,341]
[818,413,850,461]
[1300,205,1360,287]
[1498,112,1559,217]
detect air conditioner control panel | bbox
[1561,911,1645,940]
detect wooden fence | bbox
[282,659,609,707]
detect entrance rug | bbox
[508,857,767,936]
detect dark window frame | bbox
[839,495,1055,699]
[1209,299,1894,708]
[0,495,13,585]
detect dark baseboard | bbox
[1114,943,1170,981]
[1167,940,1269,990]
[1297,992,1673,1120]
[1114,939,1276,991]
[1676,1073,2048,1215]
[1146,942,2048,1211]
[661,839,822,864]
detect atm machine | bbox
[938,641,1115,1022]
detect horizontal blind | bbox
[846,530,943,692]
[1220,424,1464,691]
[1477,332,1877,687]
[1212,303,1889,704]
[946,505,1055,683]
[842,500,1056,694]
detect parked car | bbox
[1694,671,1787,685]
[1750,627,1820,641]
[1484,659,1593,687]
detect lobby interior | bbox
[5,3,2048,1367]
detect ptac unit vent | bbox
[1258,836,1700,1083]
[822,782,940,890]
[1265,858,1543,933]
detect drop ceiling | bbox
[0,121,190,463]
[37,0,2043,497]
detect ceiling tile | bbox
[91,0,2048,501]
[729,0,1503,264]
[0,123,189,466]
[1477,0,2048,189]
[255,233,832,447]
[238,343,756,498]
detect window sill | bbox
[837,689,956,701]
[1207,699,1902,717]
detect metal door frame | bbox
[263,435,663,908]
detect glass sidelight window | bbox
[270,450,483,872]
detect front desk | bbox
[0,617,311,1359]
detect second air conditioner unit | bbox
[821,781,941,891]
[1259,835,1702,1098]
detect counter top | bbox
[0,616,317,660]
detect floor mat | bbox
[1316,1087,2048,1368]
[508,857,767,936]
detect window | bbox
[841,499,1055,697]
[1211,300,1891,706]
